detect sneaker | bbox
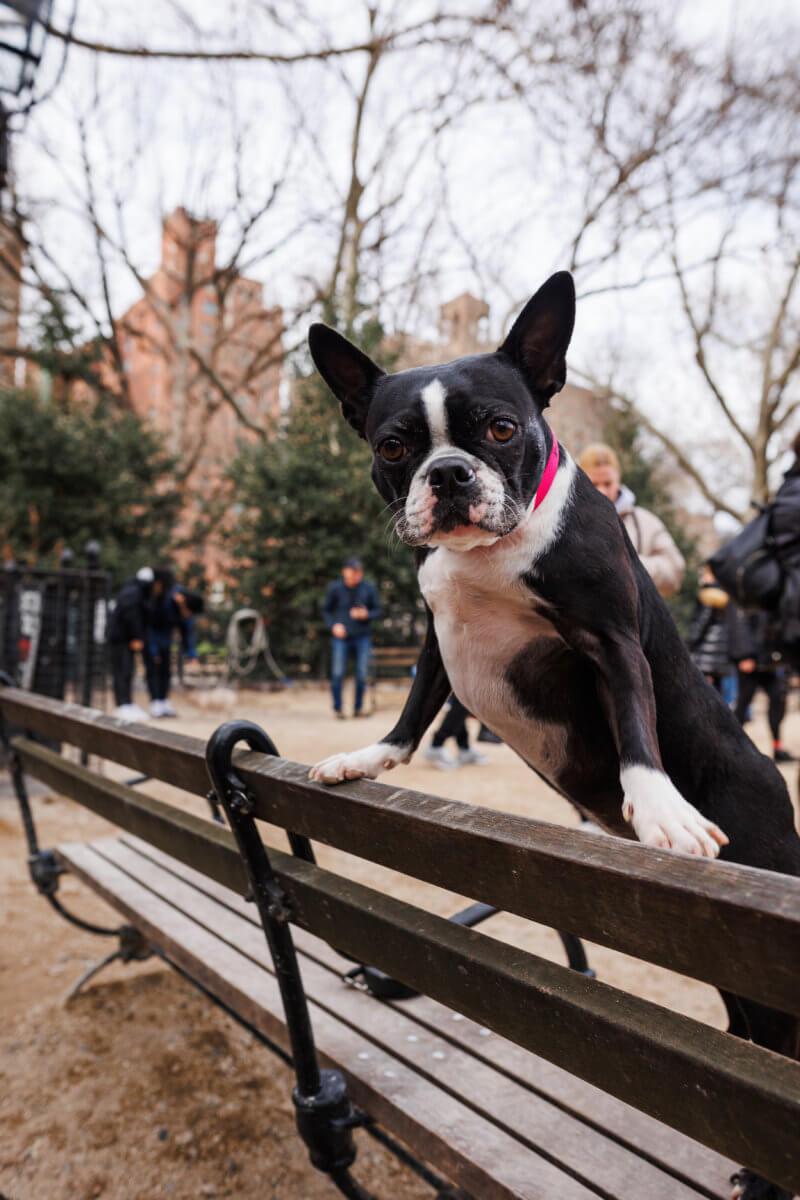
[149,699,165,718]
[422,745,457,770]
[353,709,370,718]
[477,728,502,744]
[579,817,605,835]
[114,703,148,722]
[457,748,489,766]
[159,700,177,718]
[334,710,346,720]
[774,747,795,763]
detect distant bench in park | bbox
[371,645,419,677]
[368,645,418,712]
[1,683,799,1200]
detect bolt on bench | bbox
[2,684,800,1200]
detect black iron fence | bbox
[0,544,111,711]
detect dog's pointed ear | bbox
[498,272,575,407]
[308,323,385,438]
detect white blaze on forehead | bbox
[421,378,448,447]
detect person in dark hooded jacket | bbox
[108,567,172,721]
[730,610,794,762]
[144,584,204,718]
[771,431,800,554]
[686,567,738,692]
[770,430,800,658]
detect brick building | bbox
[106,207,283,580]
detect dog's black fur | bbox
[308,273,800,1200]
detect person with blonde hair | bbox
[577,443,685,598]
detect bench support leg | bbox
[1,676,156,999]
[206,719,380,1200]
[1,678,134,942]
[347,904,594,998]
[64,926,153,1003]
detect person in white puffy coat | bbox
[577,443,686,599]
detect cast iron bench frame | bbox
[2,682,800,1200]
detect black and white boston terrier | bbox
[307,272,800,1200]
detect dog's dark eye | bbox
[488,419,516,443]
[379,438,405,462]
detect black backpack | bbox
[708,507,783,611]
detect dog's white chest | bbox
[418,541,564,763]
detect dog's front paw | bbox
[621,766,728,858]
[309,742,412,785]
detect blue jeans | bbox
[331,635,371,713]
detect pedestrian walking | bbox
[423,695,489,769]
[686,567,737,694]
[108,567,165,721]
[144,580,204,718]
[323,558,382,718]
[732,612,794,763]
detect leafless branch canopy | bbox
[8,0,800,522]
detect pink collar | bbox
[533,438,560,510]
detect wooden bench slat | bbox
[125,834,737,1198]
[2,690,212,791]
[57,840,599,1200]
[234,754,800,1019]
[18,736,800,1191]
[6,689,800,1018]
[93,836,713,1200]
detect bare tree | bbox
[566,21,800,519]
[9,0,799,527]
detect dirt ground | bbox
[1,682,798,1200]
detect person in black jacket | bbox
[686,567,738,693]
[144,581,204,718]
[731,610,794,763]
[770,430,800,659]
[322,558,382,718]
[108,567,171,721]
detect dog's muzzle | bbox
[428,456,477,498]
[426,455,480,531]
[396,451,512,547]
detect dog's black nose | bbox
[429,457,476,496]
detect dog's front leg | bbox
[571,627,728,857]
[310,609,451,785]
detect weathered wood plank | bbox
[96,836,713,1200]
[1,689,210,791]
[59,841,598,1200]
[232,753,800,1019]
[7,698,800,1018]
[126,834,738,1199]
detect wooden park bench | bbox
[370,646,419,677]
[1,682,799,1200]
